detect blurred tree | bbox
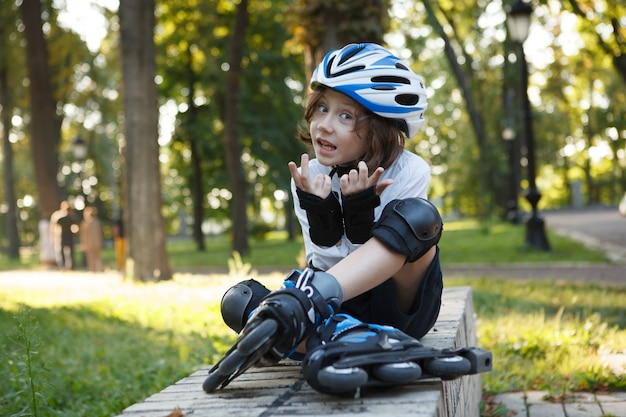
[156,0,230,251]
[521,0,626,207]
[421,0,503,220]
[565,0,626,203]
[119,0,171,281]
[7,0,104,252]
[391,0,625,217]
[286,0,388,80]
[223,0,251,256]
[71,5,125,225]
[18,0,61,221]
[0,1,20,258]
[157,0,308,250]
[566,0,626,84]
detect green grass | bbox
[0,220,608,271]
[0,272,242,417]
[439,219,608,264]
[0,220,623,416]
[452,277,626,395]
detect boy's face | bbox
[309,89,367,167]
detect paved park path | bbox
[444,207,625,288]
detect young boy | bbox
[208,43,444,394]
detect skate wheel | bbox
[237,318,278,356]
[203,369,228,393]
[373,361,422,383]
[424,355,472,378]
[317,366,368,393]
[218,349,246,376]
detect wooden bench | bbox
[116,286,482,417]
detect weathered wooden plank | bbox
[116,286,480,417]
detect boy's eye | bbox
[318,104,328,113]
[340,112,353,120]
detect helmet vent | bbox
[395,94,420,106]
[372,75,410,85]
[338,44,367,65]
[396,62,410,70]
[328,65,366,78]
[326,56,367,78]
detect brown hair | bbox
[297,86,405,173]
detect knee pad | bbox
[371,198,443,263]
[221,279,270,333]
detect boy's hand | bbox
[289,154,332,199]
[340,161,393,196]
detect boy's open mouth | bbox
[317,139,336,151]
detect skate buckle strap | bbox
[315,314,368,345]
[275,286,319,325]
[284,269,336,321]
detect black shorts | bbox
[338,246,443,340]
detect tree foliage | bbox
[155,0,308,250]
[394,0,625,217]
[286,0,389,78]
[1,0,625,262]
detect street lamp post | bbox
[502,126,521,223]
[506,0,550,250]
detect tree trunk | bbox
[300,1,385,84]
[422,0,492,219]
[18,0,61,220]
[189,123,206,251]
[0,64,20,258]
[119,0,172,281]
[223,0,250,256]
[185,45,205,251]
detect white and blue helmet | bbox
[310,43,428,138]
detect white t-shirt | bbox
[291,149,431,270]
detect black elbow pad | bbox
[297,188,343,247]
[371,198,443,262]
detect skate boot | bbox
[302,314,492,396]
[203,268,343,393]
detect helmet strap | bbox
[329,161,359,178]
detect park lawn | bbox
[0,219,609,271]
[0,220,623,417]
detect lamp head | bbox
[506,0,532,43]
[72,136,87,160]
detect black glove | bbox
[297,188,343,247]
[341,186,380,244]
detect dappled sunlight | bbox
[446,277,626,393]
[0,269,293,416]
[0,269,287,334]
[0,269,287,309]
[479,310,625,393]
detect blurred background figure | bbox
[80,206,104,272]
[112,210,126,272]
[50,201,79,271]
[38,215,56,269]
